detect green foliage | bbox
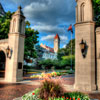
[61,55,75,67]
[56,55,75,69]
[49,97,65,100]
[39,78,63,100]
[22,86,90,100]
[57,39,75,60]
[24,21,39,59]
[93,0,100,27]
[22,88,41,100]
[0,11,13,39]
[64,92,90,100]
[38,55,75,70]
[38,59,54,69]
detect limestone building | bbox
[74,0,100,91]
[0,6,25,82]
[54,34,60,53]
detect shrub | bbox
[38,59,53,69]
[39,78,64,100]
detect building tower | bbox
[0,3,5,16]
[74,0,96,91]
[54,34,60,53]
[5,6,25,82]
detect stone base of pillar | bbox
[74,84,96,92]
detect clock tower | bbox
[54,34,60,53]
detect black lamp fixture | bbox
[6,46,13,59]
[79,39,86,58]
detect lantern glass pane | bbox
[80,44,85,49]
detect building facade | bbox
[40,43,57,60]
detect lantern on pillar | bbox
[6,46,13,59]
[79,39,86,58]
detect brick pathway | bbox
[0,75,100,100]
[0,83,38,100]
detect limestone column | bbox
[74,0,96,91]
[5,6,25,83]
[96,27,100,90]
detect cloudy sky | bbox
[1,0,76,48]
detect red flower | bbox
[62,96,65,98]
[66,97,69,99]
[32,93,35,95]
[73,98,75,100]
[78,98,80,100]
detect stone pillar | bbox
[74,0,96,91]
[96,27,100,90]
[5,6,25,83]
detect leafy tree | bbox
[38,59,53,69]
[24,21,39,60]
[57,39,75,60]
[0,11,13,39]
[93,0,100,27]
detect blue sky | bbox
[1,0,76,48]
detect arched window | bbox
[12,19,16,32]
[19,19,23,33]
[80,3,85,22]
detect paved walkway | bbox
[0,74,100,100]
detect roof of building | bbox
[54,34,60,39]
[40,43,54,53]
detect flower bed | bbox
[23,74,90,100]
[22,88,90,100]
[30,71,74,79]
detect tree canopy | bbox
[93,0,100,26]
[57,39,75,60]
[24,21,39,60]
[0,11,12,39]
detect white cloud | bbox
[32,25,66,34]
[41,35,55,41]
[41,35,68,42]
[60,36,68,41]
[23,0,76,32]
[63,44,66,48]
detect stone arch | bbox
[80,3,85,22]
[0,49,6,78]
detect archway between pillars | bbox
[0,51,6,78]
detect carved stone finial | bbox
[18,6,22,10]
